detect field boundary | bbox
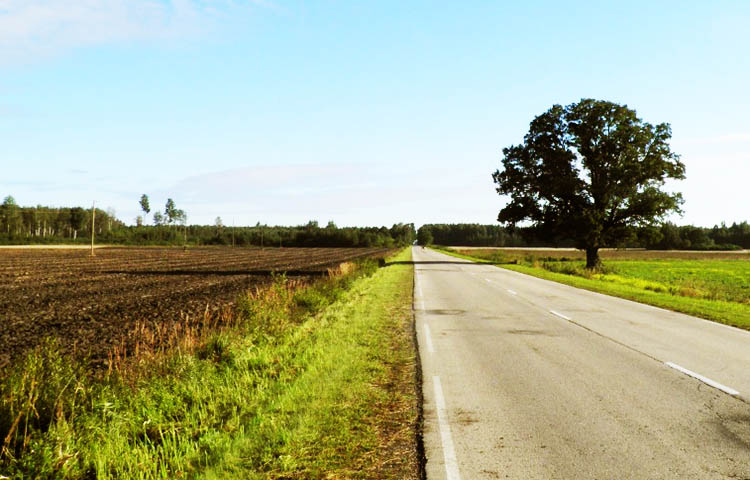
[0,244,110,249]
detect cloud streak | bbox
[0,0,262,65]
[153,163,500,227]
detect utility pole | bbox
[90,201,96,256]
[232,219,235,248]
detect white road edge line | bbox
[424,323,435,354]
[549,310,572,321]
[416,275,425,311]
[507,289,517,295]
[665,362,740,396]
[433,376,461,480]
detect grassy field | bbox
[1,249,418,479]
[441,247,750,330]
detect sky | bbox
[1,0,749,228]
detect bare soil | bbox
[0,246,390,370]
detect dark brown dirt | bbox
[0,246,390,370]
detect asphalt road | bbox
[414,247,750,479]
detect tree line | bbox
[0,196,415,247]
[417,222,750,250]
[107,221,416,248]
[0,196,124,244]
[647,222,750,250]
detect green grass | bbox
[599,260,750,303]
[1,249,418,479]
[436,247,750,330]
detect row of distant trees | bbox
[108,221,416,248]
[649,222,750,250]
[0,196,124,243]
[0,195,415,247]
[417,222,750,250]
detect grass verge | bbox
[1,248,418,479]
[434,247,750,331]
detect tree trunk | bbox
[585,247,601,269]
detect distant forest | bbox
[417,222,750,250]
[0,197,415,247]
[2,196,748,250]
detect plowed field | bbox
[0,247,390,370]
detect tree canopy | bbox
[139,194,150,215]
[492,99,686,268]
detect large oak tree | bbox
[492,99,685,268]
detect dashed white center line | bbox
[507,289,517,295]
[665,362,740,396]
[424,323,435,354]
[549,310,572,321]
[433,376,461,480]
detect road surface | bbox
[414,247,750,479]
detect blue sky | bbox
[1,0,748,227]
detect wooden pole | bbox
[90,201,96,256]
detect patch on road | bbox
[505,329,557,336]
[425,309,465,316]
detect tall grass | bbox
[0,254,417,479]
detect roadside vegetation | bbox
[438,247,750,330]
[0,249,418,479]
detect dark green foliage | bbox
[69,207,86,238]
[417,223,541,247]
[644,222,748,250]
[493,99,686,267]
[417,227,433,246]
[139,194,150,215]
[416,222,748,251]
[164,198,179,226]
[710,221,750,248]
[0,203,123,243]
[0,198,416,247]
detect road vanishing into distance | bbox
[413,247,750,479]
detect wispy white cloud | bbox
[0,0,264,65]
[173,164,376,198]
[152,163,500,227]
